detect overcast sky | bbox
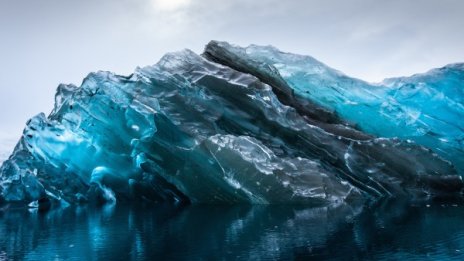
[0,0,463,139]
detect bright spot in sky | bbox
[151,0,190,11]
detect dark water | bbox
[1,200,464,260]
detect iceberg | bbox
[1,41,463,207]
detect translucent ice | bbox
[1,41,463,206]
[205,41,464,174]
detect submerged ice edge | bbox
[0,41,463,208]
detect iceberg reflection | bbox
[1,201,464,260]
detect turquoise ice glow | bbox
[1,41,463,207]
[206,42,464,174]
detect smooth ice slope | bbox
[0,41,463,207]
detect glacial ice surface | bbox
[1,41,463,206]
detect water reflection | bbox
[1,201,464,260]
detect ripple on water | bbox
[1,202,464,260]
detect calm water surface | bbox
[1,200,464,260]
